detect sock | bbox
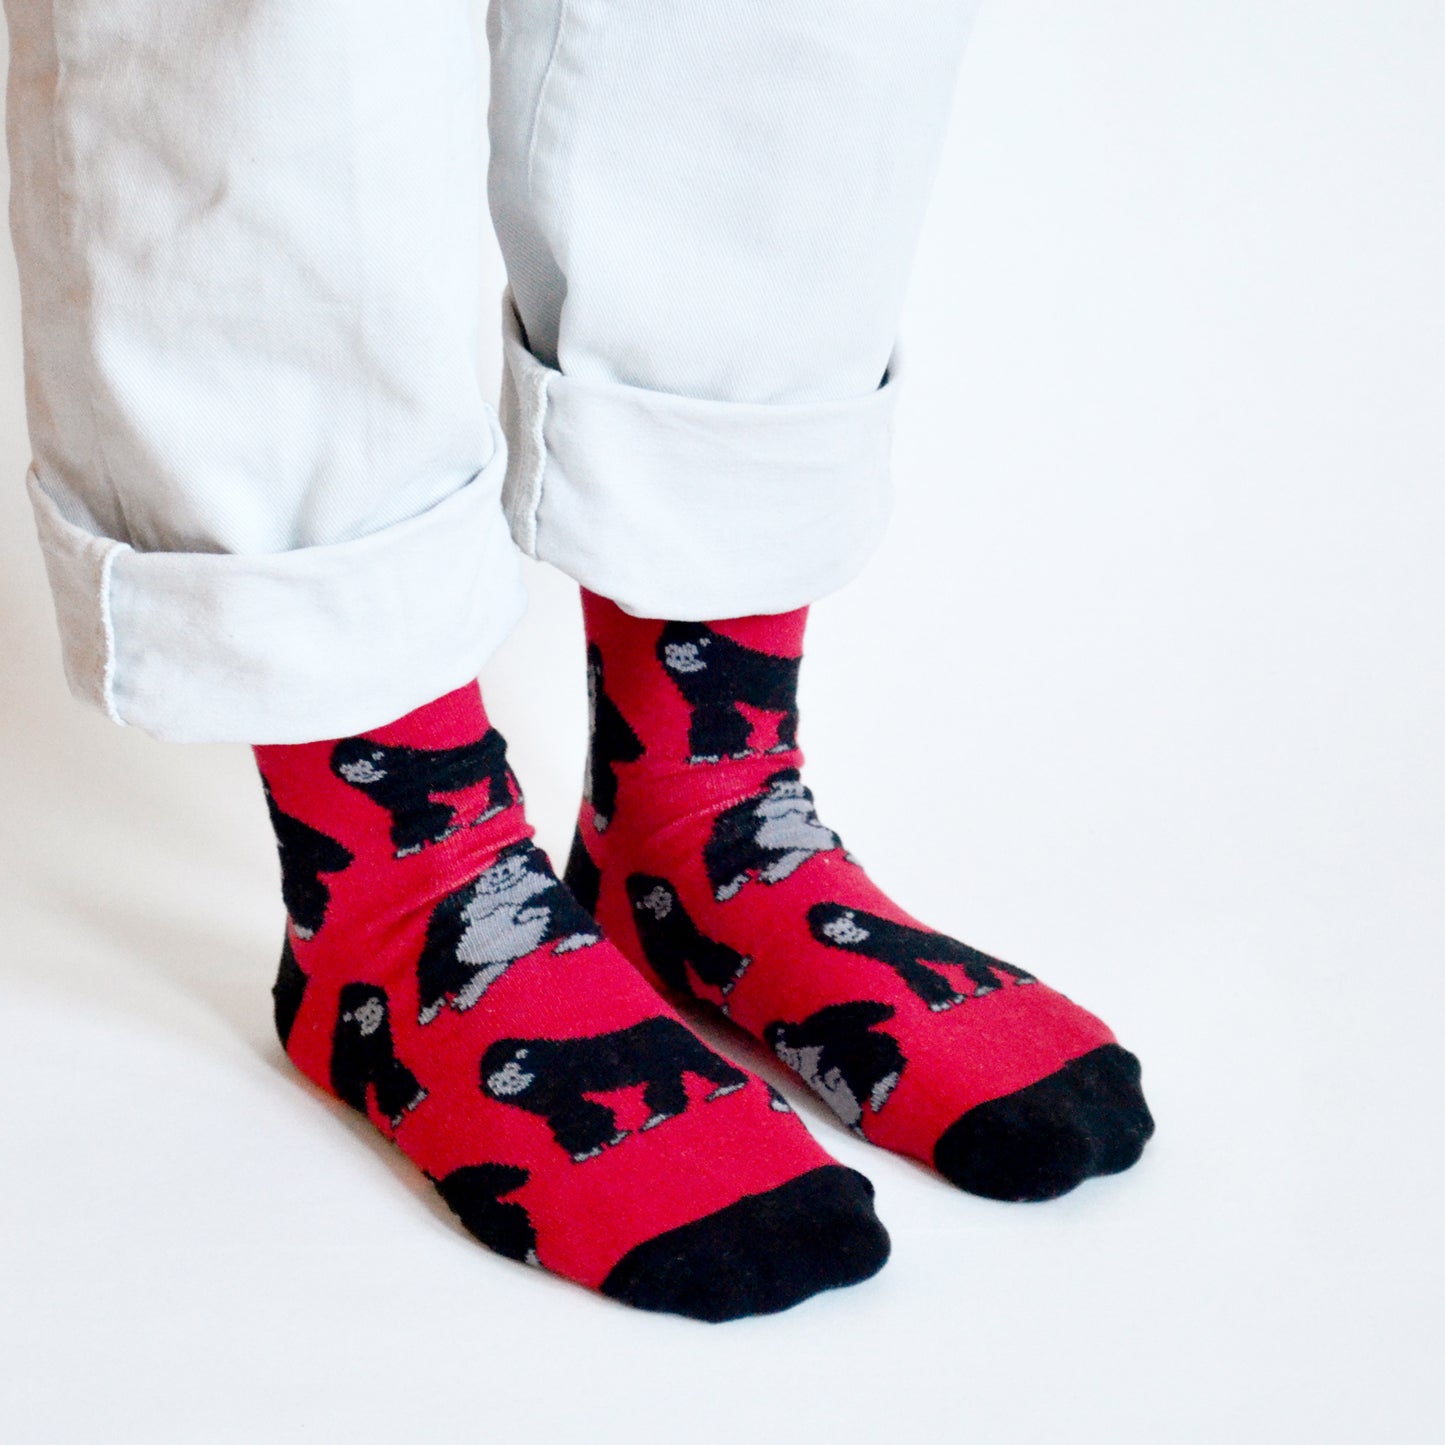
[569,594,1155,1202]
[255,682,889,1320]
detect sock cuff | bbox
[581,588,809,659]
[499,289,898,621]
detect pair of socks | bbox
[255,596,1152,1322]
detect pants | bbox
[3,0,979,744]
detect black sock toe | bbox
[933,1044,1155,1202]
[600,1164,890,1322]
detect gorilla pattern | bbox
[330,730,515,857]
[272,936,309,1048]
[331,983,428,1128]
[432,1163,539,1266]
[263,781,353,938]
[657,621,801,764]
[808,904,1036,1011]
[626,873,751,1002]
[765,1002,905,1133]
[704,770,845,901]
[479,1018,750,1162]
[584,644,644,832]
[416,841,599,1025]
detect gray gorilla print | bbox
[417,841,599,1024]
[704,769,849,901]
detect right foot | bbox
[569,593,1155,1204]
[255,682,889,1322]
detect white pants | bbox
[3,0,978,743]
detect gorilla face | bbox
[484,1046,537,1098]
[456,854,557,966]
[344,994,387,1037]
[663,638,709,674]
[335,748,387,786]
[753,778,836,855]
[819,909,871,947]
[710,774,841,900]
[470,851,551,905]
[635,883,675,921]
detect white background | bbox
[2,3,1443,1441]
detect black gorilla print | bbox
[272,936,309,1048]
[584,644,644,832]
[808,904,1035,1011]
[626,873,751,1001]
[432,1163,539,1266]
[656,621,801,764]
[479,1018,749,1162]
[263,781,353,938]
[331,983,427,1128]
[704,769,844,901]
[417,841,599,1025]
[330,730,514,857]
[764,1002,905,1132]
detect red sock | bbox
[256,682,888,1319]
[569,594,1154,1202]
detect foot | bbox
[256,682,889,1319]
[569,593,1155,1202]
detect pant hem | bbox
[498,289,899,619]
[26,425,526,744]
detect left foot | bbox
[568,592,1155,1203]
[256,682,891,1321]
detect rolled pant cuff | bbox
[498,290,900,620]
[27,436,525,745]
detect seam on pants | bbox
[524,0,571,197]
[42,0,135,552]
[500,291,550,556]
[514,0,568,555]
[95,542,122,725]
[525,367,548,549]
[509,339,902,619]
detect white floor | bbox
[3,5,1443,1442]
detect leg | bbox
[690,933,752,995]
[581,603,1155,1200]
[517,3,1154,1202]
[372,1058,428,1130]
[679,1041,749,1098]
[886,959,968,1013]
[487,0,982,618]
[259,684,889,1316]
[640,1075,689,1127]
[546,1097,626,1162]
[4,0,524,743]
